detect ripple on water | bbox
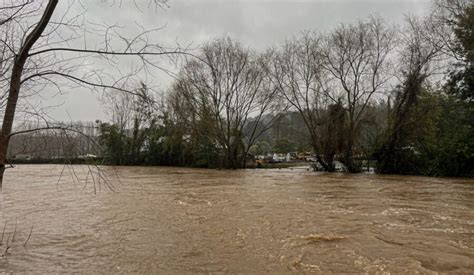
[0,165,473,273]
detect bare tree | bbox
[271,32,340,171]
[271,20,394,172]
[0,0,185,186]
[101,82,157,132]
[99,83,158,164]
[320,17,395,172]
[176,38,279,169]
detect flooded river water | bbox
[0,165,473,273]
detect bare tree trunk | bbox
[343,132,356,173]
[316,155,335,172]
[0,0,58,187]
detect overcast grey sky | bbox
[47,0,432,122]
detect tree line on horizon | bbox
[1,1,472,183]
[96,1,473,177]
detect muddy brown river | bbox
[0,165,473,273]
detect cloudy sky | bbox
[46,0,432,122]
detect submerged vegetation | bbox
[2,0,473,181]
[96,1,473,177]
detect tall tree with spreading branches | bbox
[0,0,186,186]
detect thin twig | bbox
[12,218,17,242]
[23,226,33,248]
[1,221,7,245]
